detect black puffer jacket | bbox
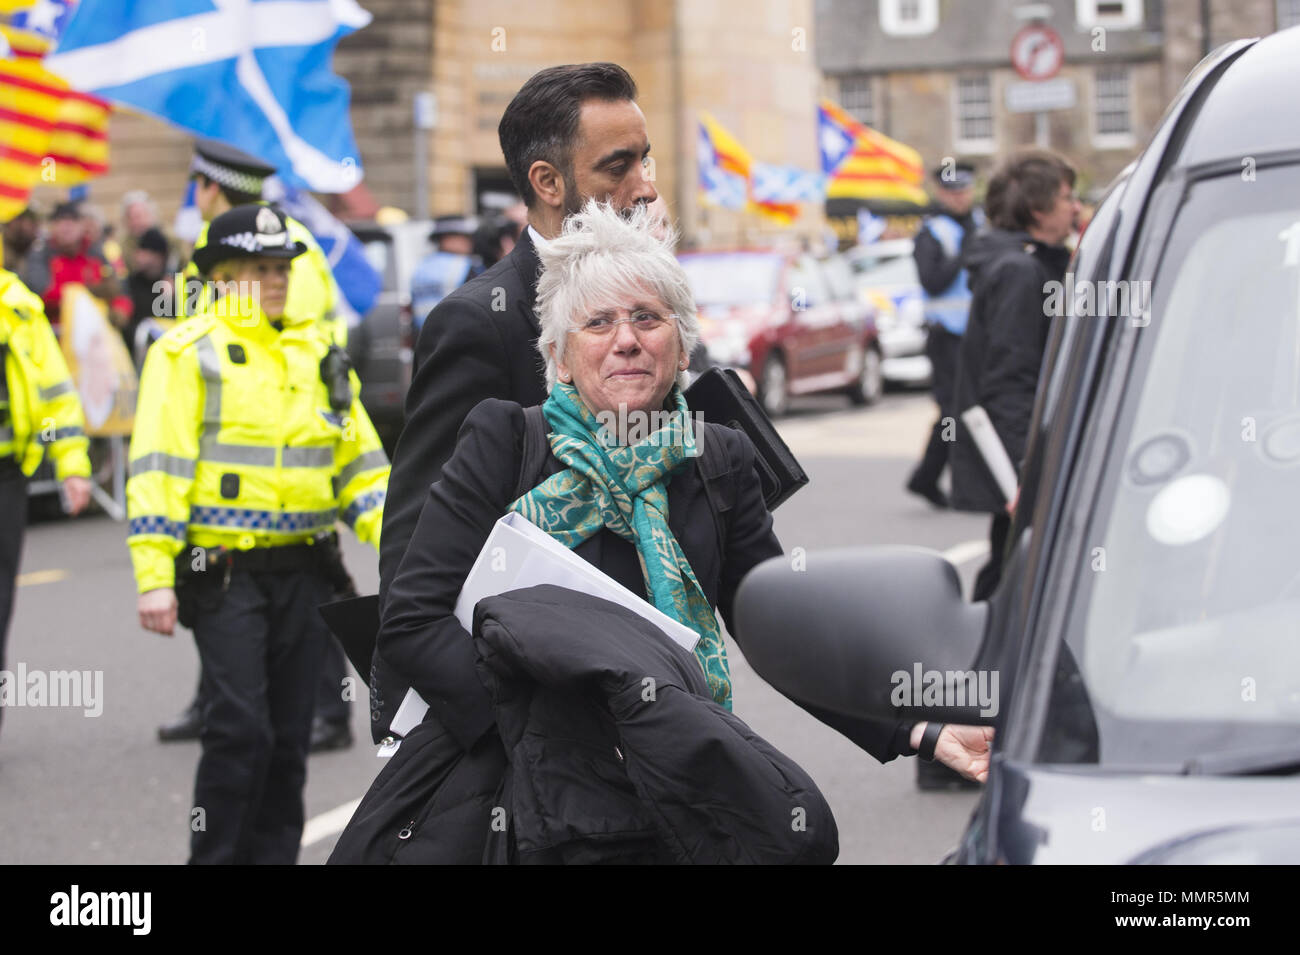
[950,229,1071,513]
[330,585,839,864]
[473,586,839,864]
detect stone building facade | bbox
[29,0,824,249]
[24,0,1298,244]
[817,0,1299,201]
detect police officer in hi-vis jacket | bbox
[127,205,388,863]
[0,265,91,739]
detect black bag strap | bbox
[694,422,732,559]
[515,404,551,500]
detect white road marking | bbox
[16,568,67,587]
[301,797,361,848]
[941,539,990,567]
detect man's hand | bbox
[61,476,91,515]
[1006,485,1020,517]
[138,587,178,636]
[935,724,996,783]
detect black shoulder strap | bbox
[694,422,732,559]
[515,404,550,499]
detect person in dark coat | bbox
[378,62,659,612]
[906,160,983,509]
[950,149,1079,600]
[333,202,992,863]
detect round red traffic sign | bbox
[1010,24,1064,81]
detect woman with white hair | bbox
[339,201,988,863]
[349,201,797,861]
[380,199,770,715]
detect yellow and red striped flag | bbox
[0,20,109,221]
[819,99,927,206]
[698,112,800,225]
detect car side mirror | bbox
[734,547,998,725]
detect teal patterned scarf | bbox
[509,382,731,709]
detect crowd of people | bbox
[0,57,1094,865]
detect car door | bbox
[783,255,842,388]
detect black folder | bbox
[685,366,809,511]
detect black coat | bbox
[379,230,548,607]
[473,585,839,864]
[949,229,1071,513]
[331,398,794,863]
[379,398,784,753]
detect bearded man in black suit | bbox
[380,62,658,605]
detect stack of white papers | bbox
[385,512,701,746]
[960,405,1018,502]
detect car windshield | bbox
[1042,165,1300,770]
[679,253,782,308]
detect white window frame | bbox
[1092,64,1135,150]
[839,75,876,128]
[954,73,995,155]
[1278,0,1300,30]
[1076,0,1144,29]
[880,0,939,36]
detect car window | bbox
[678,253,782,308]
[788,256,831,309]
[1042,165,1300,768]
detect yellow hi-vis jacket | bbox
[126,293,388,594]
[0,268,91,481]
[184,209,347,347]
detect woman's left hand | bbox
[934,724,996,783]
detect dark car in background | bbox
[679,249,882,417]
[346,219,432,452]
[735,30,1300,863]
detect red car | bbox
[678,250,882,417]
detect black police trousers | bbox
[911,324,963,491]
[189,566,332,864]
[0,465,27,737]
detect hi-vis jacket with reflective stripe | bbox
[0,268,91,481]
[184,209,347,347]
[126,294,388,593]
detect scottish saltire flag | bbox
[751,163,825,204]
[698,113,798,223]
[696,120,746,210]
[819,100,927,206]
[45,0,371,192]
[173,178,203,242]
[263,177,380,318]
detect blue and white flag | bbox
[46,0,371,192]
[697,123,746,210]
[263,176,381,318]
[750,163,825,204]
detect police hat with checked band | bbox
[192,204,307,274]
[190,138,276,196]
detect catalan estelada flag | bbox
[698,112,800,225]
[818,99,927,207]
[0,17,110,221]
